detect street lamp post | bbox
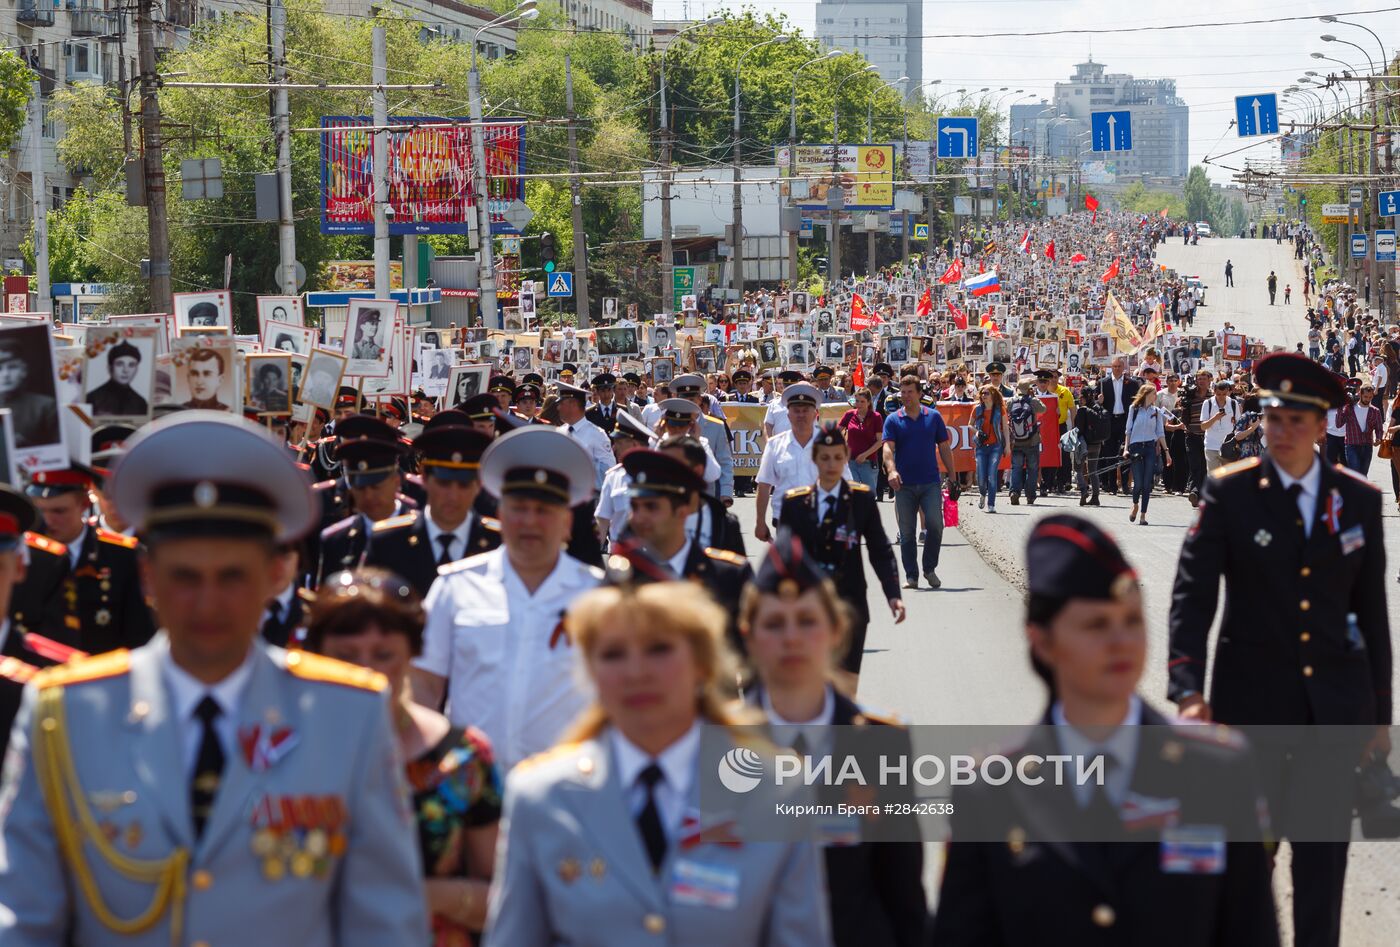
[1324,33,1382,314]
[733,35,792,302]
[787,49,841,291]
[469,1,537,328]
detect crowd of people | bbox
[0,204,1393,947]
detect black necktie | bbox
[261,600,282,642]
[437,533,456,566]
[637,763,667,872]
[823,495,837,524]
[190,696,225,839]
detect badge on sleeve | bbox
[1340,524,1365,556]
[1160,824,1226,874]
[670,858,740,910]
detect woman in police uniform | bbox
[485,581,830,947]
[931,515,1278,947]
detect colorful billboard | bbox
[774,144,894,210]
[319,117,526,235]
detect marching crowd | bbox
[0,205,1393,947]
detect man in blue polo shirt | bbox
[883,373,958,589]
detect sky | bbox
[651,0,1400,183]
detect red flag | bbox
[938,259,963,284]
[1159,207,1169,218]
[850,293,872,331]
[915,287,932,316]
[852,360,866,389]
[978,258,985,274]
[1084,194,1100,224]
[980,311,1001,336]
[947,299,968,330]
[1044,240,1056,262]
[1018,231,1031,254]
[1069,252,1087,264]
[1101,258,1120,283]
[1130,259,1138,276]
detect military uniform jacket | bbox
[316,495,420,583]
[485,734,832,947]
[9,533,78,645]
[67,524,155,655]
[932,704,1278,947]
[697,413,735,500]
[679,543,752,653]
[696,493,746,557]
[1168,456,1392,726]
[361,509,502,598]
[0,637,429,946]
[0,621,78,762]
[778,481,901,609]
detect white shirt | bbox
[763,399,791,436]
[763,685,836,757]
[160,640,257,775]
[424,507,473,565]
[1052,695,1142,809]
[640,402,665,429]
[67,525,89,571]
[1325,408,1347,438]
[665,539,692,579]
[756,429,819,520]
[814,483,841,520]
[563,416,614,489]
[611,721,701,841]
[1275,455,1322,538]
[416,547,600,770]
[594,464,633,540]
[1110,375,1126,415]
[1200,396,1237,451]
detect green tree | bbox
[0,52,36,154]
[1183,165,1212,224]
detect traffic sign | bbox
[936,117,979,158]
[546,271,574,297]
[672,266,695,295]
[1352,234,1369,259]
[1090,110,1133,152]
[1376,230,1396,263]
[913,223,929,240]
[1234,93,1279,137]
[1378,190,1400,217]
[1350,187,1364,209]
[1320,204,1354,224]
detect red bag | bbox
[942,489,960,528]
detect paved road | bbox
[723,234,1397,942]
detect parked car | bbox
[1194,221,1213,238]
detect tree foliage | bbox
[0,52,36,155]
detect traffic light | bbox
[541,232,557,273]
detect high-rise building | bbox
[814,0,921,97]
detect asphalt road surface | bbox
[726,234,1398,943]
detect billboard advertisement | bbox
[774,144,894,210]
[320,117,526,235]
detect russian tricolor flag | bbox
[963,269,1001,297]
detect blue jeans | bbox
[1009,444,1040,499]
[1344,443,1373,475]
[1129,442,1158,513]
[975,445,1002,508]
[893,480,943,580]
[847,459,879,491]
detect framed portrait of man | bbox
[256,295,304,339]
[964,329,987,360]
[247,354,292,415]
[84,326,157,423]
[0,324,67,472]
[170,336,239,413]
[342,298,394,377]
[596,326,640,357]
[363,321,412,399]
[691,345,716,374]
[511,346,534,372]
[263,320,314,357]
[1037,342,1061,369]
[602,298,618,321]
[298,348,347,410]
[886,335,911,364]
[649,356,675,385]
[823,335,844,360]
[448,364,491,408]
[648,324,674,355]
[174,291,233,331]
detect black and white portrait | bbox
[990,337,1013,363]
[1065,351,1083,375]
[247,354,292,414]
[649,324,674,355]
[418,329,443,350]
[299,348,347,410]
[264,320,314,357]
[790,292,810,316]
[174,291,232,331]
[650,357,674,385]
[898,294,916,316]
[1037,342,1060,370]
[85,327,157,422]
[171,337,239,412]
[964,329,987,360]
[692,346,716,374]
[502,309,525,332]
[0,324,65,469]
[886,335,910,364]
[602,298,617,320]
[814,309,835,335]
[823,335,844,360]
[520,293,537,320]
[343,299,393,377]
[449,364,491,408]
[596,327,640,357]
[256,295,303,339]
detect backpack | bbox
[1009,396,1040,444]
[1083,404,1110,444]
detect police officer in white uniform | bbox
[755,382,822,543]
[596,411,655,543]
[412,427,603,770]
[555,381,615,490]
[671,374,734,503]
[0,412,428,946]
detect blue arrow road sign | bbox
[1352,234,1369,259]
[936,117,979,158]
[1090,111,1133,152]
[1234,93,1279,137]
[546,271,574,297]
[1377,190,1400,217]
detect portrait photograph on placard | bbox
[886,335,911,364]
[823,335,844,360]
[110,313,172,354]
[898,294,916,316]
[1089,334,1111,362]
[422,345,453,382]
[287,353,307,403]
[691,345,716,374]
[783,338,811,368]
[263,320,315,356]
[1065,350,1083,376]
[511,346,534,372]
[1037,342,1060,369]
[755,336,780,369]
[298,348,347,410]
[363,323,411,399]
[813,309,835,335]
[0,323,66,470]
[502,308,525,332]
[596,326,640,357]
[648,323,675,355]
[448,364,491,408]
[990,337,1012,363]
[602,297,618,321]
[649,356,675,385]
[247,354,292,415]
[84,326,157,423]
[946,334,964,364]
[964,329,987,360]
[170,335,239,412]
[173,290,232,331]
[790,291,810,316]
[342,298,394,377]
[256,295,303,338]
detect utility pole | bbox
[137,0,172,315]
[372,25,390,300]
[866,102,876,275]
[900,108,910,264]
[731,75,745,302]
[565,55,590,328]
[29,80,49,317]
[271,0,296,295]
[659,60,674,314]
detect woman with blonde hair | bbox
[485,579,831,947]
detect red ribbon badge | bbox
[1322,488,1343,536]
[238,724,299,773]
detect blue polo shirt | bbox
[882,404,949,486]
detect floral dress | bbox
[404,725,504,947]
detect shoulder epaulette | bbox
[704,414,725,425]
[0,655,38,685]
[371,511,419,533]
[854,708,906,728]
[24,532,66,557]
[704,547,747,566]
[437,549,493,577]
[296,587,317,606]
[784,485,813,499]
[284,649,387,692]
[514,741,585,774]
[1211,456,1261,479]
[23,633,86,664]
[33,649,130,690]
[96,528,138,550]
[313,479,338,491]
[1334,464,1383,491]
[1171,722,1247,751]
[321,516,357,539]
[481,516,502,532]
[849,482,871,492]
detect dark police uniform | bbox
[1168,353,1390,947]
[9,532,78,644]
[585,373,621,433]
[64,522,155,654]
[363,511,501,598]
[779,476,900,674]
[679,542,751,651]
[315,414,418,583]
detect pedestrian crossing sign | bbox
[547,272,574,297]
[914,224,929,240]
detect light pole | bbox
[470,1,537,328]
[658,16,722,314]
[787,49,842,289]
[1324,33,1382,313]
[865,75,908,272]
[829,63,878,285]
[733,34,792,301]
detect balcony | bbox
[70,8,112,38]
[18,1,57,28]
[165,0,197,28]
